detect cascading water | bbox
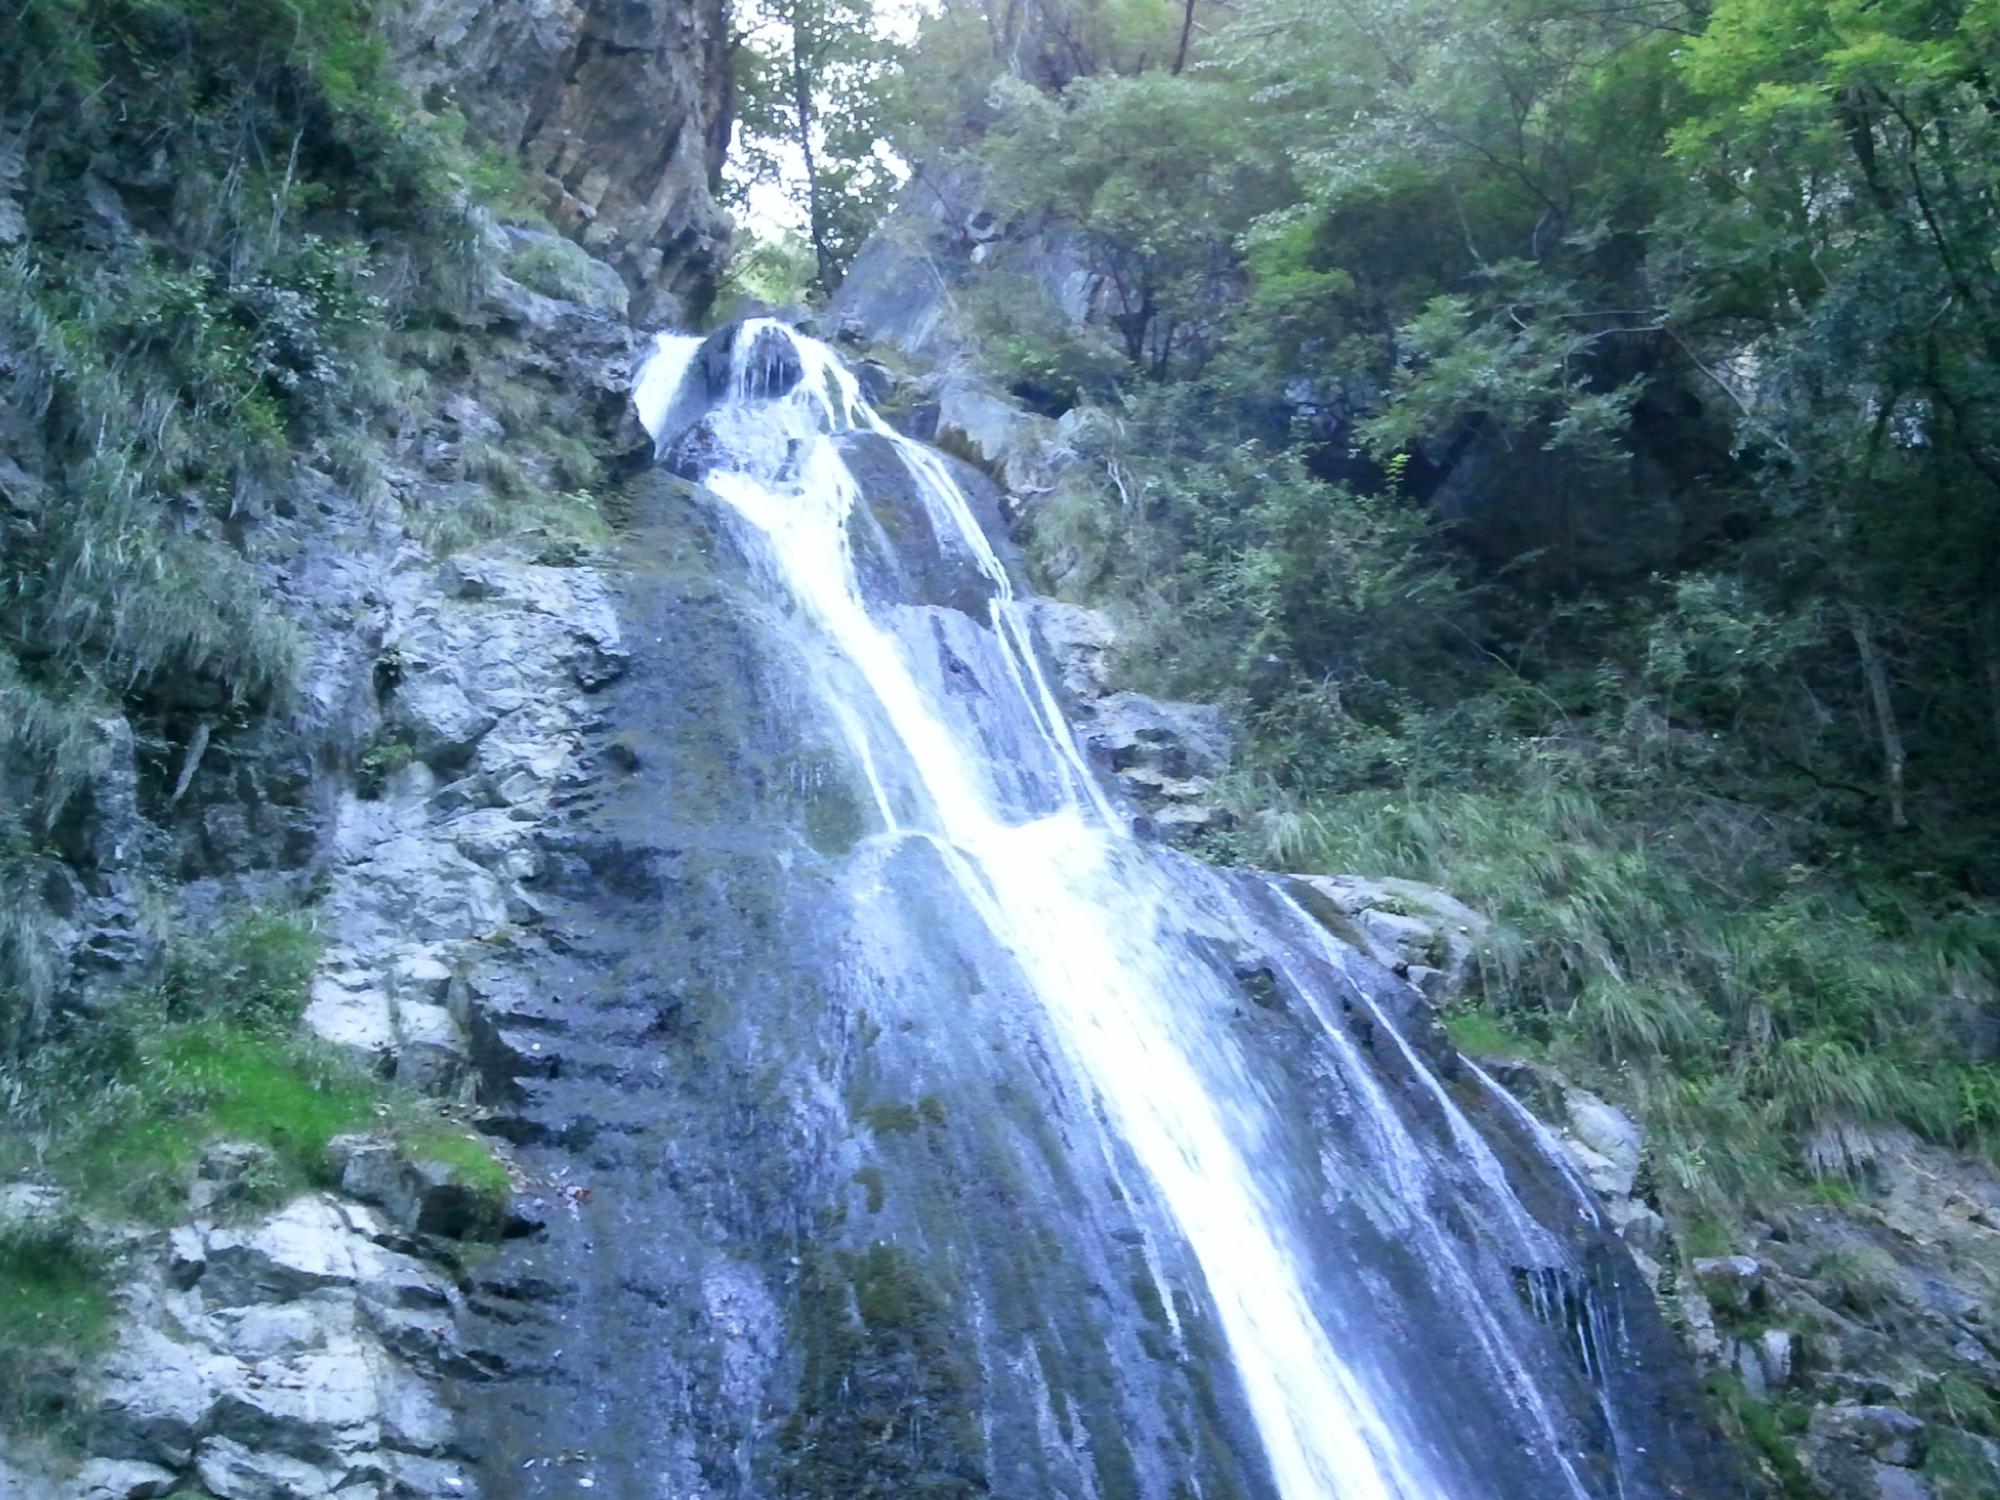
[610,321,1737,1500]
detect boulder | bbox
[1563,1088,1644,1198]
[1294,874,1491,1003]
[207,1342,384,1465]
[1804,1404,1931,1497]
[201,1197,398,1306]
[391,674,496,770]
[1692,1255,1767,1315]
[194,1433,341,1499]
[190,1141,281,1219]
[329,1135,502,1241]
[88,1327,238,1467]
[1757,1327,1798,1391]
[698,321,803,402]
[1028,600,1116,702]
[384,0,732,324]
[1815,1406,1927,1466]
[1605,1196,1669,1255]
[1085,693,1233,782]
[304,974,397,1068]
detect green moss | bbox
[0,1217,114,1422]
[506,239,627,314]
[1443,1006,1535,1060]
[0,1220,111,1357]
[792,744,870,857]
[1,903,503,1225]
[776,1239,985,1498]
[852,1165,887,1214]
[863,1102,923,1137]
[398,1122,512,1208]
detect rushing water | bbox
[624,322,1723,1500]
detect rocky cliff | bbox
[391,0,734,325]
[0,4,730,1494]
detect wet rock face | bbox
[698,322,805,401]
[838,430,1000,619]
[391,0,733,323]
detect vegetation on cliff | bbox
[0,2,570,1411]
[868,0,2000,1216]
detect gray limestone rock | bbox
[1294,874,1493,1003]
[74,1458,181,1500]
[1564,1088,1645,1199]
[388,0,732,323]
[330,1135,502,1241]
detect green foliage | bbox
[0,1217,113,1406]
[160,911,322,1027]
[906,0,2000,1235]
[1442,1007,1536,1060]
[0,906,503,1231]
[720,232,820,307]
[1915,1371,2000,1440]
[1926,1423,2000,1500]
[978,68,1282,373]
[962,273,1126,413]
[0,0,555,1050]
[733,0,908,290]
[62,1022,382,1222]
[1706,1372,1816,1499]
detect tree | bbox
[733,0,905,291]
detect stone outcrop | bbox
[392,0,734,324]
[2,1189,475,1499]
[1291,873,1495,1005]
[1027,600,1235,838]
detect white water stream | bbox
[632,323,1619,1500]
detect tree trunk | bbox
[791,32,835,291]
[1173,0,1197,75]
[1848,606,1909,830]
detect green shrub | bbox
[160,912,322,1028]
[356,734,417,800]
[0,1215,114,1419]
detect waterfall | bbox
[623,322,1707,1500]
